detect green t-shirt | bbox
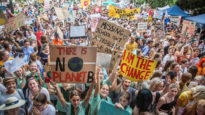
[62,101,89,115]
[89,93,112,115]
[26,73,47,88]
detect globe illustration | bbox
[68,57,83,72]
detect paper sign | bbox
[182,20,196,36]
[98,100,130,115]
[90,18,130,69]
[109,5,140,19]
[119,50,157,81]
[70,26,86,38]
[4,55,29,73]
[90,14,101,32]
[153,10,163,19]
[4,13,25,32]
[55,7,65,20]
[138,22,147,32]
[49,45,97,83]
[96,52,112,69]
[170,16,181,26]
[62,7,70,19]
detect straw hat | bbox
[0,97,25,110]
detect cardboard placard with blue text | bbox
[49,45,97,83]
[120,50,157,81]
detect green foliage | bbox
[176,0,205,15]
[136,0,176,8]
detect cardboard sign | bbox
[170,16,181,26]
[182,20,196,36]
[70,26,86,38]
[98,100,130,115]
[138,22,147,32]
[96,52,112,69]
[109,5,140,19]
[120,50,157,81]
[4,13,25,32]
[55,7,65,20]
[49,45,97,83]
[0,9,7,25]
[90,18,130,69]
[153,10,163,19]
[4,55,29,73]
[62,7,70,19]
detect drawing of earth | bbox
[68,57,83,72]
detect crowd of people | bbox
[0,0,205,115]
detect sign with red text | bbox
[49,45,97,83]
[119,50,157,81]
[182,20,196,36]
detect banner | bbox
[182,20,196,36]
[4,55,29,73]
[109,5,140,19]
[49,45,97,83]
[90,18,130,69]
[70,26,86,38]
[0,9,7,25]
[120,50,157,81]
[138,22,147,32]
[98,100,130,115]
[153,10,163,19]
[96,52,112,69]
[4,13,25,32]
[170,16,181,26]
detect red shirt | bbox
[36,31,43,47]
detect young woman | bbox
[0,77,25,115]
[0,50,13,78]
[29,93,55,115]
[14,67,26,89]
[178,72,192,94]
[115,92,132,114]
[196,58,205,76]
[52,80,94,115]
[182,99,205,115]
[25,77,50,110]
[132,89,153,114]
[156,83,178,115]
[37,44,49,65]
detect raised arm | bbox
[83,83,94,105]
[51,81,66,107]
[94,67,100,97]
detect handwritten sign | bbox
[4,13,25,32]
[49,45,97,83]
[4,55,29,73]
[55,7,65,20]
[138,22,147,32]
[98,100,130,115]
[90,14,101,32]
[153,10,163,19]
[182,20,196,36]
[90,18,130,69]
[170,16,181,26]
[109,5,140,19]
[70,26,86,38]
[120,50,157,81]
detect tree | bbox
[176,0,205,15]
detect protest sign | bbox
[182,20,196,36]
[0,9,7,25]
[98,100,130,115]
[49,45,97,83]
[4,13,25,32]
[70,26,86,38]
[81,0,90,8]
[153,10,163,19]
[138,22,147,32]
[90,14,101,32]
[62,7,70,19]
[96,52,112,69]
[170,16,181,26]
[109,5,140,19]
[90,18,130,69]
[44,0,50,10]
[4,55,29,73]
[119,50,157,81]
[55,7,65,20]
